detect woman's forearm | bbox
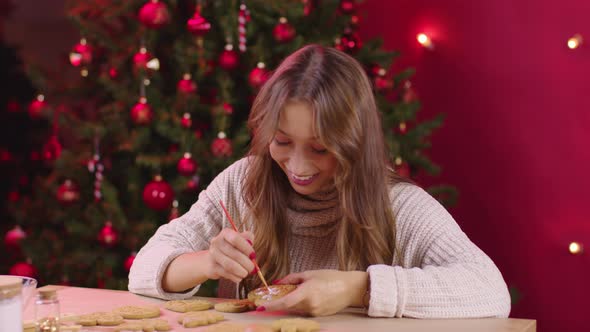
[161,250,212,293]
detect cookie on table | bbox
[113,305,161,319]
[114,322,144,331]
[177,311,225,328]
[214,299,256,313]
[140,318,172,331]
[206,322,274,332]
[271,318,320,332]
[164,299,214,313]
[76,312,124,326]
[247,285,297,307]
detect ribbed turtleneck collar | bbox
[286,186,341,237]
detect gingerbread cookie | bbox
[271,318,320,332]
[214,299,256,313]
[164,299,214,313]
[113,305,161,319]
[76,312,124,326]
[114,322,144,331]
[114,318,171,332]
[177,311,224,328]
[206,322,274,332]
[247,285,297,306]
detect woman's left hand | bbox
[260,270,368,316]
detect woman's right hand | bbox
[206,228,256,283]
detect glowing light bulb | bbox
[567,34,583,49]
[146,58,160,70]
[81,68,89,77]
[417,33,434,50]
[569,242,583,255]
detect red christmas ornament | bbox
[273,17,296,43]
[138,0,170,29]
[133,48,153,70]
[394,158,410,178]
[177,153,198,176]
[397,122,408,135]
[181,113,192,129]
[211,132,233,158]
[56,179,80,205]
[219,45,239,71]
[42,135,62,162]
[222,103,233,115]
[69,39,92,67]
[177,73,197,95]
[28,95,46,119]
[124,252,137,272]
[303,0,316,16]
[169,200,179,221]
[336,29,362,53]
[109,67,119,79]
[9,261,37,278]
[4,225,26,248]
[374,75,393,93]
[131,97,153,125]
[248,62,270,90]
[350,15,360,29]
[339,0,356,14]
[185,175,200,192]
[142,175,175,211]
[97,221,119,247]
[187,6,211,36]
[403,81,417,103]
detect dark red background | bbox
[3,1,589,331]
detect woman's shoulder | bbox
[388,181,443,213]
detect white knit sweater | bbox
[128,158,511,318]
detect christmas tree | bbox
[4,0,454,294]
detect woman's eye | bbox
[312,147,328,154]
[274,138,291,145]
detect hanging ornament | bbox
[335,29,362,53]
[181,113,192,129]
[248,62,270,90]
[402,81,417,103]
[133,47,159,71]
[124,252,137,272]
[350,14,360,29]
[238,2,249,52]
[28,94,47,119]
[131,97,154,125]
[138,0,170,29]
[396,122,408,135]
[219,44,239,71]
[9,260,37,278]
[177,153,198,176]
[169,200,180,221]
[109,67,119,79]
[222,103,233,115]
[339,0,355,14]
[177,73,197,95]
[394,157,410,178]
[69,38,92,67]
[87,137,104,202]
[187,3,211,36]
[374,68,393,93]
[273,17,296,43]
[56,179,80,205]
[302,0,316,16]
[41,134,62,162]
[4,225,26,249]
[211,132,233,158]
[97,221,119,247]
[142,175,175,211]
[185,175,200,192]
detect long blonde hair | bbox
[242,44,404,290]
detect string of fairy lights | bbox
[415,31,585,256]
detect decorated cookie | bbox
[247,285,297,306]
[113,305,161,319]
[177,311,225,328]
[164,299,214,313]
[214,299,256,313]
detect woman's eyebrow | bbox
[276,128,319,139]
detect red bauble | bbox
[133,48,153,70]
[374,75,393,93]
[56,179,80,205]
[403,83,417,103]
[185,175,200,192]
[42,135,62,162]
[109,67,119,79]
[397,122,408,135]
[177,73,197,95]
[394,160,411,178]
[218,45,239,71]
[339,0,356,14]
[187,9,211,36]
[4,225,26,248]
[97,221,118,248]
[9,261,37,278]
[181,113,192,129]
[248,63,270,90]
[138,0,170,29]
[273,17,296,43]
[142,176,175,211]
[336,30,362,53]
[303,0,316,16]
[169,200,179,221]
[124,252,137,272]
[28,95,46,119]
[69,39,92,67]
[131,98,153,125]
[177,153,198,176]
[222,103,233,115]
[211,135,233,158]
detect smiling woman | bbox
[129,44,511,319]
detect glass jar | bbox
[0,276,23,332]
[34,287,60,332]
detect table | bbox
[23,286,536,332]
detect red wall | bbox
[361,1,590,331]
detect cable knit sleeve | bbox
[128,158,250,300]
[366,183,511,318]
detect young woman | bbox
[129,44,511,318]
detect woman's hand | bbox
[260,270,369,316]
[206,228,256,283]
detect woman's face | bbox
[269,101,338,196]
